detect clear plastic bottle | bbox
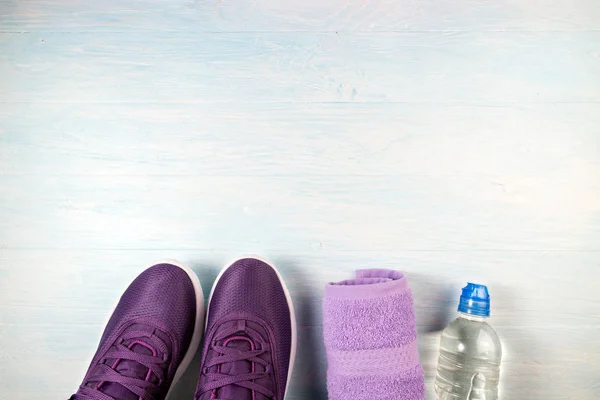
[434,283,502,400]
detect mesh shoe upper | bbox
[195,258,293,400]
[71,263,198,400]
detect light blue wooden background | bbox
[1,1,599,399]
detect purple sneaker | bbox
[71,261,205,400]
[194,257,297,400]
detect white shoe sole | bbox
[205,255,297,399]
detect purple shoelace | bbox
[72,329,168,400]
[198,326,274,400]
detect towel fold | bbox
[323,269,426,400]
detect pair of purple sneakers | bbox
[70,257,297,400]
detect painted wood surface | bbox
[1,1,599,399]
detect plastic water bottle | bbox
[434,283,502,400]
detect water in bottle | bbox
[434,283,502,400]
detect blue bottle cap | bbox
[458,283,490,317]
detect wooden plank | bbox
[2,32,599,104]
[1,0,599,33]
[2,103,599,177]
[1,249,599,329]
[1,173,599,253]
[1,249,598,399]
[0,324,597,400]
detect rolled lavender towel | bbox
[323,269,426,400]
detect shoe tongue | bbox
[96,326,161,400]
[203,321,273,400]
[216,335,254,400]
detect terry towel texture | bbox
[323,269,426,400]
